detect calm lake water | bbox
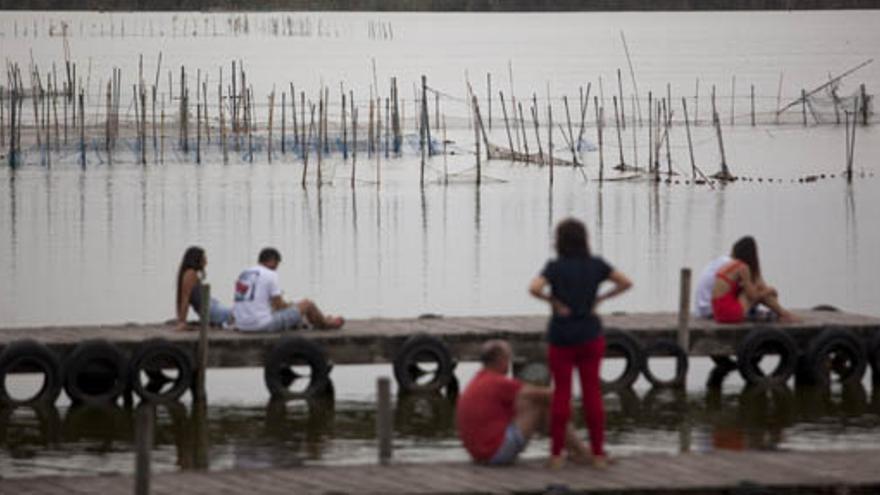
[1,9,879,478]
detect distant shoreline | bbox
[2,0,880,12]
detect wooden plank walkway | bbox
[2,450,879,494]
[0,309,877,366]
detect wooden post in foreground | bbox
[376,377,392,465]
[194,284,210,404]
[677,268,692,357]
[134,404,154,495]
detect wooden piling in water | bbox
[219,83,227,164]
[499,91,515,160]
[714,109,731,179]
[376,377,392,465]
[617,69,626,130]
[281,91,286,155]
[385,97,390,158]
[694,78,700,126]
[730,76,736,126]
[160,95,165,164]
[268,90,275,163]
[317,97,323,184]
[368,97,374,158]
[194,284,210,403]
[487,72,492,131]
[472,95,481,186]
[860,83,868,125]
[134,404,154,495]
[302,104,315,187]
[802,88,807,127]
[517,102,530,161]
[291,84,298,149]
[750,84,756,127]
[247,89,254,163]
[531,104,544,165]
[563,96,577,166]
[351,106,358,188]
[613,96,624,170]
[596,100,604,182]
[547,103,553,183]
[663,99,672,177]
[341,89,347,160]
[682,98,696,180]
[647,91,653,172]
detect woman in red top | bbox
[711,236,797,324]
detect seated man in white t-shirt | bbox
[232,247,344,332]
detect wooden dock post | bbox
[134,403,154,495]
[677,268,691,354]
[194,284,210,404]
[376,376,392,465]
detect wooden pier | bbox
[1,309,877,366]
[2,449,879,494]
[0,308,878,404]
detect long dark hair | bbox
[176,246,206,309]
[731,236,760,282]
[554,218,591,258]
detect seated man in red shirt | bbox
[456,339,591,465]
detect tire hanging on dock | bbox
[0,339,63,407]
[264,337,333,400]
[868,332,880,385]
[799,328,867,387]
[735,328,799,386]
[392,334,456,394]
[130,339,194,403]
[63,339,129,406]
[640,339,689,389]
[601,330,643,391]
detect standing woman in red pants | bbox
[529,218,633,468]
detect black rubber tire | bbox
[601,330,643,392]
[812,304,840,312]
[392,334,456,394]
[130,339,194,403]
[63,340,129,406]
[802,328,867,387]
[0,340,63,407]
[869,332,880,386]
[641,340,688,389]
[264,337,332,400]
[735,329,799,387]
[706,355,738,389]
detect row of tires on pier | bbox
[1,325,879,407]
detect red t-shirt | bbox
[455,369,523,461]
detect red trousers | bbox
[548,337,606,457]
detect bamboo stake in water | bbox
[750,84,756,127]
[682,98,696,180]
[160,94,165,164]
[341,88,347,159]
[563,96,577,166]
[613,96,624,169]
[472,95,481,186]
[617,68,626,130]
[281,91,286,155]
[518,101,530,161]
[302,103,315,187]
[596,101,604,182]
[664,99,672,177]
[531,104,544,165]
[317,96,323,184]
[351,106,358,188]
[548,103,554,184]
[268,90,275,163]
[730,76,736,126]
[499,91,515,159]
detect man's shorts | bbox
[488,423,527,465]
[262,306,302,332]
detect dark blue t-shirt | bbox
[541,256,613,346]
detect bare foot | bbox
[779,312,801,324]
[547,455,565,470]
[591,455,613,469]
[322,315,345,330]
